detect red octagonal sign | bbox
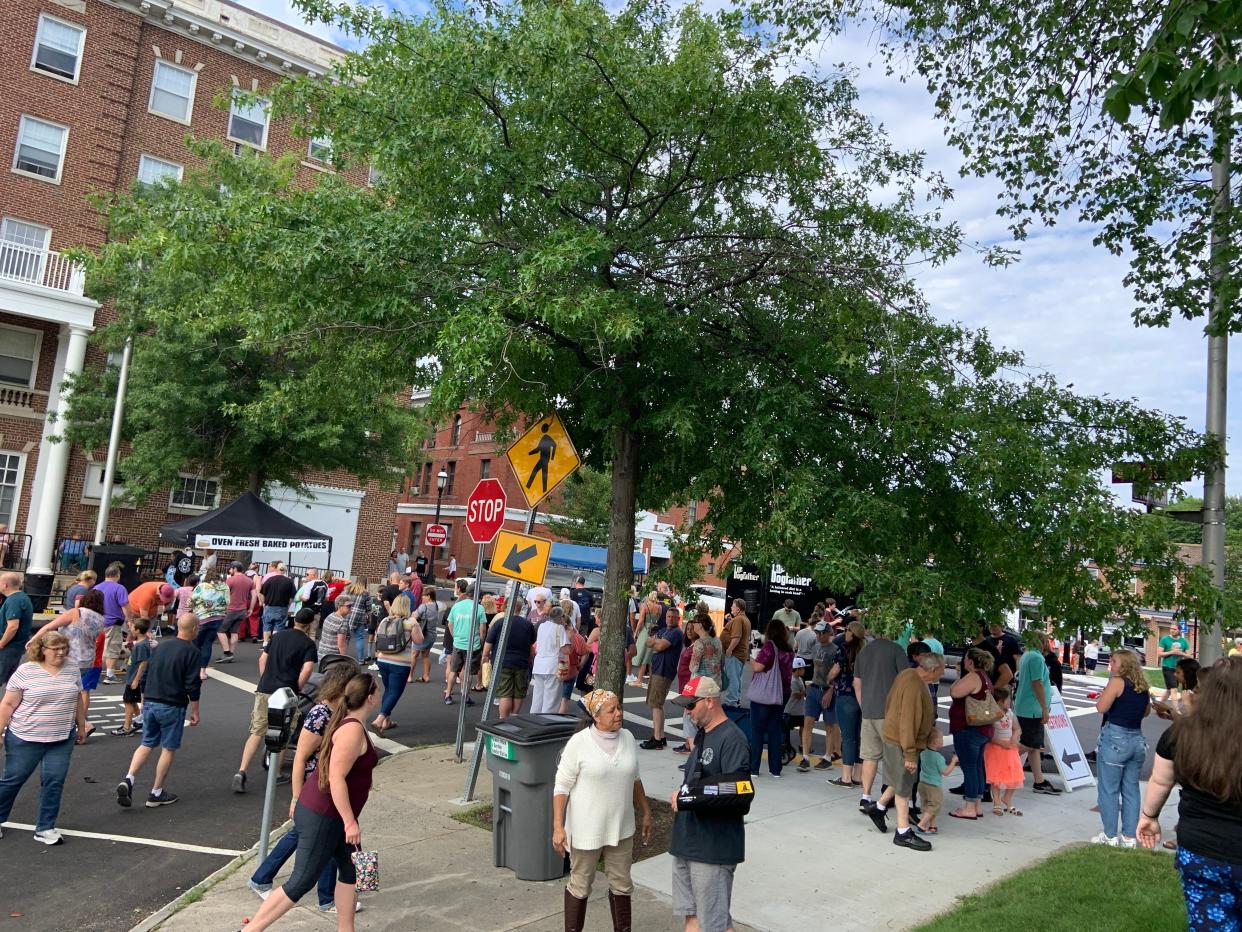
[425,524,447,547]
[465,478,507,545]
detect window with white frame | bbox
[0,218,51,283]
[13,116,67,181]
[0,452,23,528]
[0,324,41,388]
[148,60,196,123]
[307,136,331,161]
[32,14,86,82]
[169,475,220,510]
[228,90,269,149]
[82,462,129,503]
[137,154,183,185]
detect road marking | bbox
[0,822,242,857]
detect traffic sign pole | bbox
[454,541,486,763]
[461,507,538,802]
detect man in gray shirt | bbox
[853,633,909,809]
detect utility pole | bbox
[1200,85,1231,666]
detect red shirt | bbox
[326,580,348,604]
[225,573,253,612]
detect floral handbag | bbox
[352,845,380,892]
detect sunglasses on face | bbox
[683,699,700,710]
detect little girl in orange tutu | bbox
[983,687,1024,816]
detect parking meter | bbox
[265,686,298,754]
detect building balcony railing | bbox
[0,385,49,414]
[0,242,87,295]
[473,431,494,443]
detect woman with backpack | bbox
[370,595,417,734]
[411,588,438,683]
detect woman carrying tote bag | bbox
[748,619,794,778]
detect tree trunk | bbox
[596,423,640,696]
[248,467,265,496]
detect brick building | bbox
[0,0,398,588]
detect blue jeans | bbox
[195,618,223,668]
[0,729,76,831]
[351,627,367,661]
[835,693,862,766]
[1096,722,1146,839]
[953,727,990,802]
[749,701,784,776]
[376,660,409,718]
[251,826,336,908]
[1177,847,1242,932]
[261,606,287,635]
[722,655,743,706]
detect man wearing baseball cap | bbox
[669,676,750,931]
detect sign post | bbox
[461,413,582,802]
[1044,686,1095,792]
[453,480,509,762]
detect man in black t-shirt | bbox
[259,567,296,645]
[482,613,536,719]
[979,621,1023,690]
[232,609,317,793]
[670,676,750,931]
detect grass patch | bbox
[180,890,205,906]
[914,846,1183,932]
[450,802,494,832]
[1092,667,1166,689]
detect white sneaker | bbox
[1090,832,1119,847]
[33,828,64,845]
[1118,835,1138,849]
[626,675,638,685]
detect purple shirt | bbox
[94,579,129,627]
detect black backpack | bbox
[374,615,410,654]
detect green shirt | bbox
[1159,635,1188,669]
[448,599,486,651]
[1014,649,1051,718]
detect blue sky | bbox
[251,0,1239,500]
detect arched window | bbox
[451,415,462,446]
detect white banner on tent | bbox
[195,534,328,552]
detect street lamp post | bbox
[432,468,448,579]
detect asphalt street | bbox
[0,634,1170,931]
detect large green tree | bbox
[543,466,616,546]
[65,147,421,504]
[85,0,1209,692]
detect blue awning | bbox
[549,542,647,574]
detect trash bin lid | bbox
[476,713,582,746]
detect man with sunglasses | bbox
[669,676,749,932]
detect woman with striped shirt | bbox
[0,630,86,845]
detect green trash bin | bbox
[476,712,581,881]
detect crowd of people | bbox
[2,559,1241,931]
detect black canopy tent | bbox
[158,491,333,569]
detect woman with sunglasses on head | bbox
[246,671,380,931]
[0,630,87,845]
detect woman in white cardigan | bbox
[553,689,652,932]
[530,605,570,713]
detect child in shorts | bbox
[114,618,151,736]
[916,727,957,835]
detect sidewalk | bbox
[135,731,1147,932]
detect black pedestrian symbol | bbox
[524,421,558,494]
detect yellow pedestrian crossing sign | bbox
[490,529,553,586]
[506,413,581,508]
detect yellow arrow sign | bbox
[489,529,553,586]
[505,413,581,508]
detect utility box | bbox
[476,713,580,881]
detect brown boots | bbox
[608,891,632,932]
[564,889,588,932]
[564,889,631,931]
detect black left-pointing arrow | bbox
[503,543,539,574]
[1062,748,1082,768]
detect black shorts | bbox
[123,685,143,706]
[221,610,247,635]
[1162,667,1179,690]
[451,648,481,675]
[1016,715,1044,750]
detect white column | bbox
[26,324,91,576]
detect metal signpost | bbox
[461,414,580,802]
[453,479,509,762]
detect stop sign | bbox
[425,523,447,547]
[465,478,507,544]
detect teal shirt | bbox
[919,748,947,786]
[448,598,486,651]
[1159,635,1188,669]
[1014,649,1051,718]
[0,591,34,651]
